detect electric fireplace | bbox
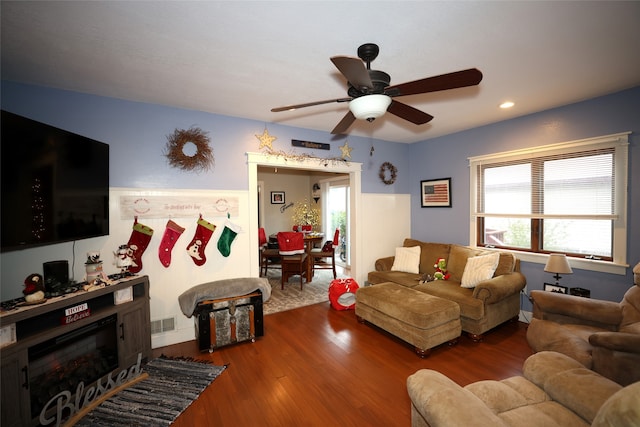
[0,276,151,427]
[28,314,118,419]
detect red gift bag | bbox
[329,278,360,310]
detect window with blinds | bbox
[469,132,629,264]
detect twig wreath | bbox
[379,161,398,185]
[164,127,214,172]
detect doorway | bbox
[247,152,362,284]
[321,178,350,267]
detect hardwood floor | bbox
[154,302,533,426]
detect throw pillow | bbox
[391,246,421,274]
[460,252,501,288]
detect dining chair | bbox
[259,227,281,277]
[277,231,308,289]
[309,228,339,280]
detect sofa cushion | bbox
[544,368,622,424]
[465,376,548,414]
[527,318,608,368]
[499,402,590,427]
[494,252,518,276]
[407,369,508,426]
[620,285,640,328]
[403,239,450,274]
[415,281,485,320]
[391,245,421,274]
[523,351,593,387]
[367,270,422,288]
[448,244,484,282]
[592,381,640,427]
[461,252,501,288]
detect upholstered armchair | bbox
[526,276,640,386]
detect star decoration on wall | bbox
[256,128,277,150]
[339,141,353,160]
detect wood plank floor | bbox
[154,302,533,426]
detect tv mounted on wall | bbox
[1,110,110,252]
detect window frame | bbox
[468,132,630,275]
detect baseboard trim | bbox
[519,310,532,324]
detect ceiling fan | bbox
[271,43,483,135]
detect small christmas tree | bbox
[291,199,320,230]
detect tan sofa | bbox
[407,351,640,427]
[526,282,640,386]
[368,238,526,340]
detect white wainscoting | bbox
[359,193,411,284]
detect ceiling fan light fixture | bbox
[349,95,392,122]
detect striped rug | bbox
[263,268,349,315]
[75,357,226,426]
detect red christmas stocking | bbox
[186,215,216,266]
[158,220,185,268]
[127,217,154,274]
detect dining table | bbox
[269,232,324,283]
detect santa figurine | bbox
[23,273,46,303]
[114,244,134,276]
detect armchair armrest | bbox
[407,369,506,427]
[472,272,527,304]
[589,332,640,353]
[531,290,622,328]
[374,256,395,272]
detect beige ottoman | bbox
[355,282,461,357]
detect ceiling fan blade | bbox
[271,97,351,112]
[387,100,434,125]
[330,56,373,91]
[331,111,356,135]
[385,68,483,97]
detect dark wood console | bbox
[0,275,151,427]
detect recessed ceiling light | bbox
[500,101,515,109]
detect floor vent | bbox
[151,317,176,335]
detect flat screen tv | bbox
[1,110,109,252]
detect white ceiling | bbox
[2,1,640,144]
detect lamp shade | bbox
[349,95,392,121]
[544,254,573,274]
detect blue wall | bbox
[2,80,638,307]
[408,86,640,306]
[1,81,409,193]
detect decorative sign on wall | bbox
[291,139,330,150]
[120,195,240,219]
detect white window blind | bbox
[469,132,629,268]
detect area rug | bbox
[75,357,226,427]
[263,268,348,315]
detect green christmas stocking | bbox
[217,220,242,257]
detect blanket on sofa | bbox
[178,277,271,317]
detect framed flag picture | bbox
[420,178,451,208]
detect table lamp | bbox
[544,254,573,285]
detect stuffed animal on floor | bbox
[23,273,46,303]
[433,258,451,281]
